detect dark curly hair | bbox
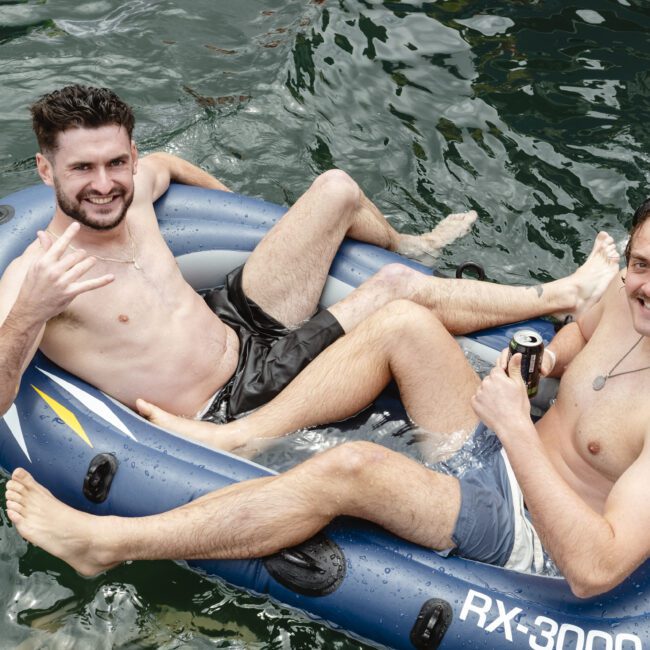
[31,84,135,153]
[625,199,650,264]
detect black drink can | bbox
[508,329,544,397]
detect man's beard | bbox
[54,178,134,231]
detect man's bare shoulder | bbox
[1,241,40,285]
[134,153,173,204]
[577,270,625,339]
[598,270,629,319]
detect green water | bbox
[2,0,650,647]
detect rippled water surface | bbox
[2,0,650,648]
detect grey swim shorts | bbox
[434,423,548,574]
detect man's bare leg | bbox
[328,231,620,333]
[139,235,617,451]
[138,301,480,454]
[242,169,476,327]
[6,439,461,576]
[396,211,477,265]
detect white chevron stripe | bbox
[3,403,32,462]
[36,367,137,441]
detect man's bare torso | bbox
[37,201,239,416]
[537,275,650,513]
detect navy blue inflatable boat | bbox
[0,184,648,650]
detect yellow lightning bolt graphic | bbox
[31,385,93,448]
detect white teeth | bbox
[86,196,114,205]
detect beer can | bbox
[508,329,544,397]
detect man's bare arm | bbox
[541,321,587,378]
[541,273,618,377]
[0,305,45,415]
[473,356,650,597]
[503,415,650,597]
[139,152,231,202]
[0,223,113,414]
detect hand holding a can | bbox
[472,353,533,437]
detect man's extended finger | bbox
[69,274,114,296]
[45,222,81,259]
[59,255,98,284]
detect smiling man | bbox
[0,84,617,426]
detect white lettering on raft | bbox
[459,589,642,650]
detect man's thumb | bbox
[507,352,524,383]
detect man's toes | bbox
[11,467,29,482]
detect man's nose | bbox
[90,167,114,194]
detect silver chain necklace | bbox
[46,224,142,271]
[592,335,650,390]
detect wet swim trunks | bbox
[433,423,549,574]
[200,266,344,423]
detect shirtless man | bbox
[0,84,616,424]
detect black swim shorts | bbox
[201,265,344,423]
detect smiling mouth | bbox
[84,195,119,205]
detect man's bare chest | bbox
[556,324,650,482]
[43,251,191,350]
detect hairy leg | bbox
[242,170,475,327]
[396,211,477,264]
[328,231,620,333]
[5,442,461,576]
[139,301,480,454]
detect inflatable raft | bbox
[0,184,648,650]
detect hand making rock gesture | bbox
[16,222,114,322]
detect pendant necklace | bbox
[46,225,142,271]
[592,335,650,391]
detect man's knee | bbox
[370,263,423,297]
[311,169,360,214]
[376,298,442,334]
[311,441,388,486]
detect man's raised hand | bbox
[17,222,114,322]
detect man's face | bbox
[625,220,650,337]
[37,125,137,231]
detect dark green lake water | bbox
[2,1,650,648]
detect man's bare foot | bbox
[5,468,117,576]
[396,210,478,265]
[136,399,249,453]
[554,231,620,320]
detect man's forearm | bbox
[546,321,586,377]
[0,308,42,415]
[157,152,231,192]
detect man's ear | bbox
[131,141,138,175]
[35,152,54,187]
